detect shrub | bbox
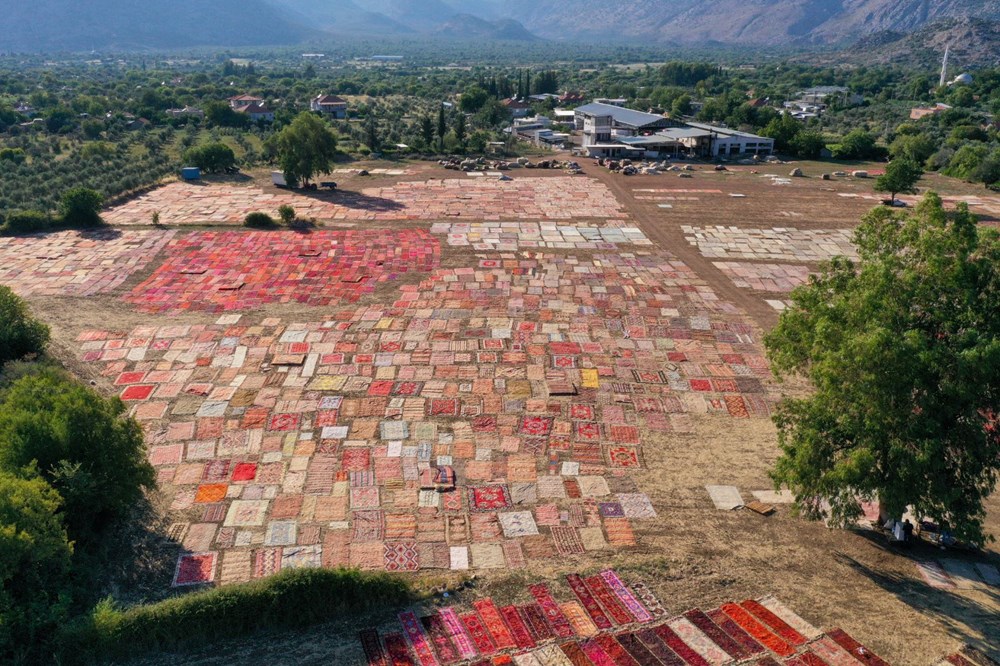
[59,187,104,227]
[0,366,154,546]
[277,204,295,225]
[244,211,276,228]
[55,568,414,664]
[2,210,53,234]
[0,286,50,364]
[0,147,26,165]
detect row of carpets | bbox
[358,568,899,666]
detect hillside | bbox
[273,0,414,35]
[434,15,540,42]
[838,18,1000,67]
[0,0,311,52]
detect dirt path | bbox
[584,160,781,329]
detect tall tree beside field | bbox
[766,194,1000,543]
[453,112,467,151]
[364,113,381,154]
[273,112,337,187]
[875,159,922,202]
[437,105,447,152]
[419,116,434,150]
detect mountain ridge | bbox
[448,0,1000,45]
[0,0,312,52]
[2,0,998,53]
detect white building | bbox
[573,102,672,157]
[310,94,348,119]
[684,122,775,158]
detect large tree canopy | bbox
[766,193,1000,543]
[273,112,337,187]
[0,472,73,654]
[0,368,154,545]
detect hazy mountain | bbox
[274,0,414,35]
[434,14,540,41]
[3,0,998,52]
[0,0,311,52]
[358,0,461,31]
[441,0,1000,45]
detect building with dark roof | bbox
[572,101,773,159]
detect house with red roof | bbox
[310,94,348,119]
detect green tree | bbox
[419,115,434,149]
[182,142,236,174]
[0,368,155,545]
[203,101,250,129]
[532,70,559,95]
[60,187,104,227]
[670,94,692,117]
[274,112,337,187]
[875,158,922,202]
[766,194,1000,543]
[832,129,883,160]
[81,120,105,140]
[761,114,802,153]
[943,144,990,181]
[453,112,467,151]
[45,107,76,133]
[0,148,26,165]
[790,131,827,159]
[0,286,50,365]
[970,149,1000,187]
[437,105,447,152]
[460,86,489,114]
[364,113,381,154]
[474,99,511,128]
[889,133,936,165]
[0,472,73,657]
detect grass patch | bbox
[55,567,415,664]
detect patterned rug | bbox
[469,484,514,512]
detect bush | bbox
[55,568,414,664]
[0,286,50,364]
[0,147,26,165]
[60,187,104,227]
[2,210,53,234]
[0,366,154,546]
[244,211,276,228]
[277,204,295,225]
